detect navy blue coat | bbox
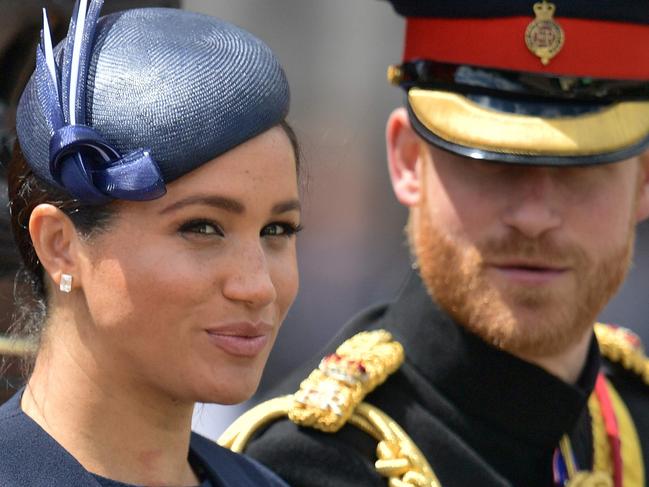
[0,391,289,487]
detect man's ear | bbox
[29,204,81,292]
[386,107,425,207]
[636,151,649,223]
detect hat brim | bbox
[408,89,649,165]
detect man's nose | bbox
[501,169,563,239]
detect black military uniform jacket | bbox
[0,390,289,487]
[245,273,649,487]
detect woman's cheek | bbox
[271,247,299,320]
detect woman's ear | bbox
[636,151,649,223]
[29,204,81,292]
[386,108,425,207]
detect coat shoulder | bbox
[595,323,649,387]
[245,415,383,487]
[218,328,441,487]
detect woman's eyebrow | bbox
[159,196,301,215]
[272,199,301,214]
[159,195,245,215]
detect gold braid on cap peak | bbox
[218,329,442,487]
[595,323,649,385]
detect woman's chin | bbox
[214,394,253,406]
[194,378,261,406]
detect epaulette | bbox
[595,323,649,385]
[290,329,404,432]
[219,329,442,487]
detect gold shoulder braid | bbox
[218,329,442,487]
[595,323,649,385]
[290,329,403,432]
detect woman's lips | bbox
[205,322,272,358]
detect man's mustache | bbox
[474,233,590,269]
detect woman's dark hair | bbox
[8,143,116,301]
[280,119,302,176]
[7,119,301,361]
[7,142,117,364]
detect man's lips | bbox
[205,321,273,358]
[487,261,570,285]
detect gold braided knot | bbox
[289,330,404,432]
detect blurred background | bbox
[1,0,648,438]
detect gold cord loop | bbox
[218,398,441,487]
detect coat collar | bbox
[381,272,600,449]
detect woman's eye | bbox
[179,220,223,236]
[262,222,303,238]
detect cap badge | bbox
[525,1,565,65]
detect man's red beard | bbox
[410,204,634,358]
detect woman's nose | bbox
[222,243,277,309]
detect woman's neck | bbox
[22,315,199,487]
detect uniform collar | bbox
[383,271,600,449]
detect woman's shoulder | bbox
[190,432,290,487]
[0,391,106,486]
[0,391,32,445]
[0,390,23,418]
[0,394,289,487]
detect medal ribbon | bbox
[552,373,622,487]
[594,374,623,487]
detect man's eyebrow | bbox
[272,199,301,214]
[159,195,245,215]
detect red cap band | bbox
[404,17,649,80]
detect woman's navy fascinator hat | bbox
[16,0,290,205]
